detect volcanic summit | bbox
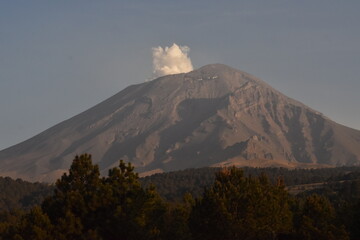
[1,64,360,182]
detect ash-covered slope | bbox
[1,64,360,182]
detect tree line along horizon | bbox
[1,153,360,239]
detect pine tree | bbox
[189,167,293,240]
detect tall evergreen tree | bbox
[189,167,293,240]
[42,154,165,240]
[295,194,349,240]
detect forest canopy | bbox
[0,154,359,239]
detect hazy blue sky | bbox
[1,1,359,150]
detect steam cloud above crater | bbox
[152,43,193,78]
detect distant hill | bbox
[0,177,52,211]
[141,166,360,201]
[1,166,360,210]
[1,64,360,182]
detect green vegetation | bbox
[0,177,53,211]
[0,154,360,239]
[189,169,292,240]
[141,166,360,201]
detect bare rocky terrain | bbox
[1,64,360,182]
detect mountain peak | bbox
[195,63,238,72]
[186,63,249,79]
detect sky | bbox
[0,1,359,151]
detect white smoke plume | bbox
[152,43,193,78]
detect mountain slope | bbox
[1,64,360,182]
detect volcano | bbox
[1,64,360,182]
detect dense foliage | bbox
[0,177,52,211]
[142,166,360,201]
[0,154,359,239]
[189,169,293,240]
